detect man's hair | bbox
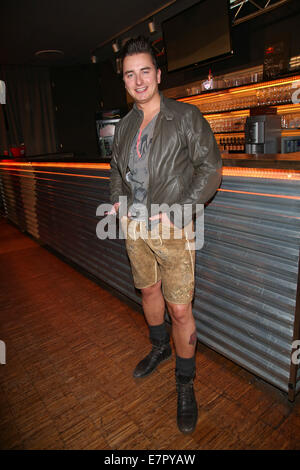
[121,35,158,71]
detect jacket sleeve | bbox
[179,105,222,208]
[109,122,124,206]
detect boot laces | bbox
[177,381,194,406]
[150,343,167,360]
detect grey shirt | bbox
[126,114,158,224]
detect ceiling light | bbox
[112,41,120,53]
[148,18,156,34]
[34,49,64,58]
[116,58,122,75]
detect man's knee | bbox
[167,302,191,325]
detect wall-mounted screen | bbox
[162,0,232,72]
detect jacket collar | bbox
[159,93,174,120]
[132,92,174,121]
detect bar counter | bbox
[0,154,300,400]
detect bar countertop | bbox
[221,152,300,169]
[1,151,300,169]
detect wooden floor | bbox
[1,217,300,450]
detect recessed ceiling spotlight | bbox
[34,49,64,58]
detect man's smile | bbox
[135,87,147,93]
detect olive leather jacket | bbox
[110,93,222,226]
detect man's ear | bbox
[157,68,161,84]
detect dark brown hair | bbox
[121,35,158,71]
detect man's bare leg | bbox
[166,301,197,358]
[166,300,198,435]
[133,280,171,378]
[141,280,165,326]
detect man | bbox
[109,36,222,434]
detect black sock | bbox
[176,355,196,379]
[149,322,169,343]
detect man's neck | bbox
[136,93,161,119]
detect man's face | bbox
[123,52,161,106]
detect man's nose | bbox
[135,73,143,85]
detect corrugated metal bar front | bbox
[0,162,299,397]
[0,163,141,306]
[297,363,300,395]
[196,172,300,395]
[33,164,142,306]
[294,261,300,397]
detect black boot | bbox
[133,337,172,378]
[176,373,198,434]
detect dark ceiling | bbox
[2,0,299,68]
[0,0,176,66]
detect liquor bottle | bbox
[241,137,245,152]
[203,69,214,90]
